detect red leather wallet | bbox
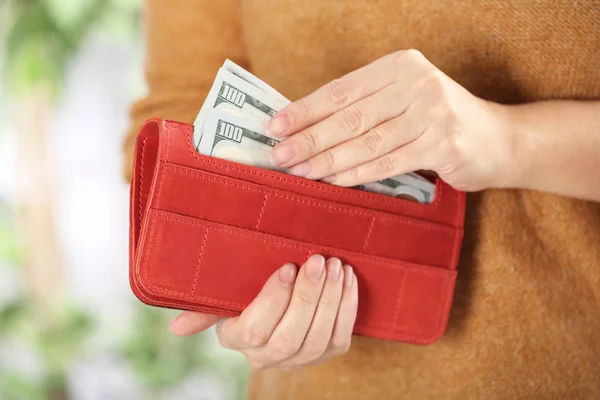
[129,118,466,345]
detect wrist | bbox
[489,102,538,190]
[477,100,527,190]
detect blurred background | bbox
[0,1,250,399]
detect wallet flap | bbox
[129,118,467,344]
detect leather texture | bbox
[129,118,467,344]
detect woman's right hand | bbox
[169,254,358,370]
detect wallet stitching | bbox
[138,212,160,292]
[141,210,455,339]
[163,165,454,234]
[361,216,375,251]
[174,124,443,210]
[191,227,209,296]
[138,138,148,231]
[162,165,461,267]
[255,193,269,230]
[391,268,409,331]
[152,211,452,276]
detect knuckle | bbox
[318,296,339,311]
[330,337,352,355]
[444,113,461,146]
[302,128,322,153]
[340,104,367,134]
[341,167,361,186]
[248,358,267,370]
[425,70,446,94]
[395,48,424,65]
[239,327,270,348]
[256,295,283,312]
[375,154,397,174]
[328,78,354,105]
[217,332,233,349]
[361,128,384,155]
[444,97,459,121]
[294,99,312,121]
[322,150,338,170]
[216,321,234,349]
[300,341,329,359]
[405,48,424,60]
[295,289,319,309]
[270,337,301,359]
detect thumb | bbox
[169,311,223,336]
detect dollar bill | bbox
[354,179,432,204]
[222,59,290,103]
[199,109,284,172]
[200,109,436,203]
[192,68,290,149]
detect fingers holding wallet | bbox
[215,254,358,370]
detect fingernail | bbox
[279,263,297,284]
[343,265,354,288]
[321,175,337,184]
[267,113,291,136]
[306,254,325,281]
[326,258,342,282]
[269,143,295,165]
[288,161,312,177]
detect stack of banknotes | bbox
[192,59,436,204]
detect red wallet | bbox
[129,118,466,345]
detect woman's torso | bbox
[237,1,600,398]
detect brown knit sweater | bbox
[123,1,600,399]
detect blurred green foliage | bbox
[2,0,140,96]
[123,306,211,389]
[0,202,24,266]
[122,305,249,399]
[0,300,94,400]
[0,371,46,400]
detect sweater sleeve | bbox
[122,0,246,181]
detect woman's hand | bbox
[169,255,358,370]
[266,49,515,192]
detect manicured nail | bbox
[343,265,354,288]
[267,113,291,136]
[326,258,342,282]
[321,175,337,184]
[306,254,325,281]
[288,161,312,177]
[279,263,297,284]
[269,143,295,165]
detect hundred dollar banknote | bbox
[192,67,290,149]
[199,109,435,203]
[199,109,284,172]
[222,59,289,103]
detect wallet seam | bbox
[140,210,456,341]
[256,193,269,230]
[172,122,443,211]
[362,216,376,251]
[153,209,453,272]
[191,226,209,296]
[138,137,148,236]
[391,266,409,331]
[162,164,455,234]
[161,163,460,268]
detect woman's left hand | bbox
[266,49,516,192]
